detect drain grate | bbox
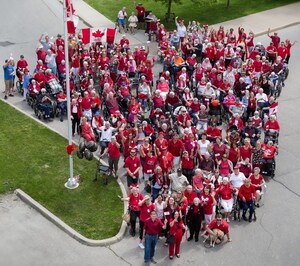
[0,41,15,47]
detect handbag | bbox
[122,210,130,225]
[166,234,174,244]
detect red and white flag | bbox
[106,28,117,44]
[66,0,79,34]
[269,102,279,115]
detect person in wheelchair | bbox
[238,178,256,222]
[56,90,67,122]
[28,79,41,101]
[37,88,54,120]
[261,140,278,177]
[241,118,261,146]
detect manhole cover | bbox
[0,41,15,47]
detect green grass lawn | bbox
[85,0,299,29]
[0,100,123,240]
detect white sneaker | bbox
[139,243,145,249]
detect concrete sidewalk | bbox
[73,0,300,38]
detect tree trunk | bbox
[227,0,230,8]
[166,0,172,22]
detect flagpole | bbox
[63,0,77,189]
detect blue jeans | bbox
[242,200,255,218]
[144,234,158,262]
[139,99,148,110]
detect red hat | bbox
[104,73,109,77]
[233,165,240,170]
[203,24,209,27]
[161,146,168,151]
[158,132,165,136]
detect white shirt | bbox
[118,10,127,19]
[198,139,210,155]
[230,172,246,188]
[176,24,187,38]
[155,201,165,219]
[100,126,115,141]
[256,93,268,103]
[169,173,189,191]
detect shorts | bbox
[204,214,214,225]
[221,198,233,212]
[5,80,13,90]
[118,18,126,25]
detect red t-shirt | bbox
[81,97,92,110]
[135,6,145,16]
[140,203,155,222]
[239,146,253,161]
[125,156,141,176]
[199,192,214,215]
[168,139,184,157]
[208,219,229,234]
[129,193,143,211]
[181,156,194,169]
[249,174,264,189]
[143,155,158,174]
[108,142,120,158]
[184,191,197,206]
[213,143,227,162]
[262,144,277,159]
[238,184,256,201]
[144,217,164,235]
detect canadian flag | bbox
[269,102,279,115]
[81,28,116,45]
[66,0,79,34]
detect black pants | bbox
[139,220,145,240]
[188,216,201,240]
[71,112,80,135]
[130,210,140,234]
[182,168,193,184]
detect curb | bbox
[15,188,128,247]
[255,21,300,37]
[1,98,129,246]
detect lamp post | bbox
[63,0,79,189]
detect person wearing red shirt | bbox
[266,42,277,63]
[261,140,277,176]
[168,211,186,259]
[213,137,228,164]
[267,29,280,48]
[165,91,180,107]
[143,210,167,264]
[36,46,47,62]
[120,187,143,237]
[180,151,194,184]
[239,137,253,162]
[101,136,121,177]
[120,35,130,48]
[184,185,197,206]
[81,116,95,142]
[277,41,288,61]
[168,133,184,169]
[238,178,256,222]
[125,148,141,188]
[139,195,155,249]
[264,115,280,132]
[159,146,174,176]
[135,2,146,26]
[200,185,216,230]
[249,167,266,207]
[206,124,221,142]
[215,177,236,222]
[154,132,168,156]
[207,214,231,245]
[152,90,164,109]
[143,150,158,188]
[186,197,203,242]
[81,91,92,120]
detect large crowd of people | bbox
[2,2,296,264]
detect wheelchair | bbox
[261,157,276,178]
[34,99,56,120]
[45,78,63,95]
[264,130,279,145]
[26,92,38,109]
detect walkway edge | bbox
[15,188,128,246]
[0,98,129,246]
